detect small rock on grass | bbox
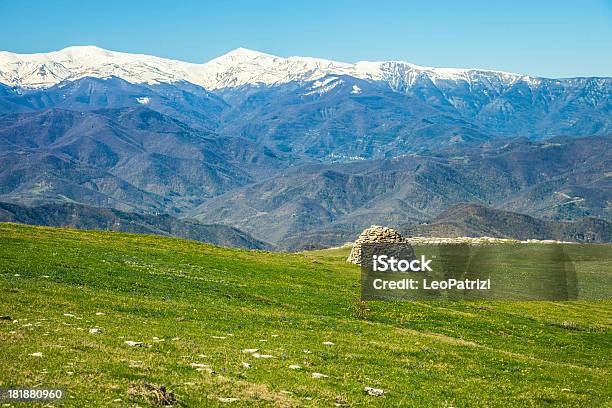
[124,340,143,347]
[89,328,102,334]
[241,361,251,368]
[252,353,274,359]
[322,341,334,346]
[364,387,385,396]
[311,372,328,379]
[241,348,259,354]
[289,364,301,370]
[218,397,239,403]
[29,352,43,357]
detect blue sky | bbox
[1,0,611,78]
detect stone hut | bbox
[347,225,404,265]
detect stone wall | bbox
[347,226,575,264]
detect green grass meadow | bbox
[0,223,610,407]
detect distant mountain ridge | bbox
[399,203,612,243]
[0,201,272,250]
[192,136,611,246]
[0,106,288,213]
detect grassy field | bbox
[0,223,610,407]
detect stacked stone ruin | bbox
[346,225,404,265]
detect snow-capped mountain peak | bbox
[211,47,277,61]
[0,45,206,88]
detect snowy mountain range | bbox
[2,46,610,144]
[0,46,610,246]
[0,45,543,90]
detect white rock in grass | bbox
[63,314,75,317]
[95,312,105,316]
[124,340,143,347]
[218,397,239,403]
[252,353,274,359]
[271,334,279,337]
[311,372,328,379]
[322,341,335,346]
[364,387,385,396]
[212,336,226,339]
[241,361,251,368]
[289,364,301,370]
[241,348,259,354]
[89,328,102,334]
[303,349,312,354]
[29,352,43,357]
